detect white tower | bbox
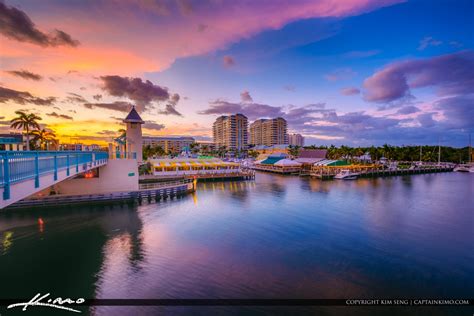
[123,106,144,163]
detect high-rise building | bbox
[249,117,288,146]
[213,114,248,151]
[288,133,304,147]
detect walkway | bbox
[0,151,108,209]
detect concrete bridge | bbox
[0,151,108,209]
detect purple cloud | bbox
[340,87,360,96]
[240,90,253,103]
[324,68,356,81]
[0,2,79,47]
[396,105,420,115]
[223,55,235,67]
[363,51,474,103]
[0,86,56,106]
[199,100,284,120]
[418,36,442,51]
[99,75,175,112]
[5,69,42,81]
[83,101,134,112]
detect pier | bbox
[6,179,195,209]
[310,165,453,180]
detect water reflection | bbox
[0,172,473,315]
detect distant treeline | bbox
[303,144,472,163]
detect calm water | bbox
[0,172,473,315]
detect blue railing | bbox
[0,151,108,200]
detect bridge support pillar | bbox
[34,152,39,188]
[2,152,10,200]
[53,154,58,181]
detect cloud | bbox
[324,68,356,81]
[83,101,134,113]
[5,69,42,81]
[240,90,253,103]
[283,85,296,92]
[434,95,474,129]
[418,36,442,51]
[99,75,174,112]
[198,99,284,120]
[340,87,360,96]
[223,55,235,67]
[97,130,117,136]
[342,50,380,58]
[46,112,73,120]
[158,93,182,116]
[363,51,474,103]
[65,92,87,103]
[93,94,102,101]
[144,121,166,131]
[396,105,420,115]
[0,86,56,106]
[0,2,79,47]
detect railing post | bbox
[3,152,10,200]
[34,152,39,188]
[66,154,70,176]
[54,153,58,181]
[76,153,79,173]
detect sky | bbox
[0,0,473,147]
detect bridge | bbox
[0,151,108,209]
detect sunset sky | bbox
[0,0,473,146]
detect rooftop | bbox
[123,106,144,124]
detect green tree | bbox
[31,129,56,150]
[288,145,300,158]
[10,111,42,150]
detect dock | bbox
[310,165,453,180]
[5,179,195,209]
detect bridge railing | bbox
[0,151,108,200]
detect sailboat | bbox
[454,134,474,172]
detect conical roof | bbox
[123,106,144,124]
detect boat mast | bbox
[438,138,441,165]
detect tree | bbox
[287,145,300,158]
[10,111,42,150]
[248,150,259,159]
[31,129,56,150]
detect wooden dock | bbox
[310,165,453,180]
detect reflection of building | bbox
[142,136,195,154]
[0,134,24,151]
[288,133,304,147]
[249,118,288,146]
[213,114,248,151]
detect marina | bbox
[0,172,472,315]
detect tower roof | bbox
[123,106,144,124]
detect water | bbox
[0,172,473,315]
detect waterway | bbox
[0,172,473,315]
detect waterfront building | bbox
[253,153,302,174]
[213,114,248,151]
[143,136,195,154]
[150,158,241,177]
[124,106,144,163]
[288,133,304,147]
[295,149,327,164]
[0,133,24,151]
[249,117,288,146]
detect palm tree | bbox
[10,111,42,150]
[31,129,56,150]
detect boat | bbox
[334,169,360,180]
[454,164,474,172]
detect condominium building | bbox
[288,133,304,147]
[213,114,248,151]
[142,136,195,154]
[249,117,288,146]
